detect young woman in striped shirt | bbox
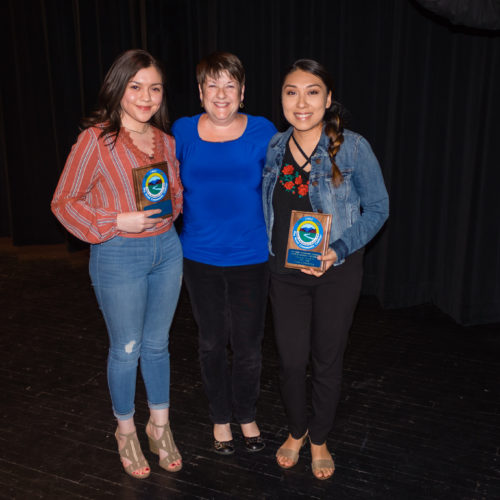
[52,49,183,479]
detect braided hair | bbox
[284,59,345,187]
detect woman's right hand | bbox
[116,210,162,233]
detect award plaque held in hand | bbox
[285,210,332,271]
[132,162,172,219]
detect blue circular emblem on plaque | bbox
[292,216,323,250]
[142,168,168,202]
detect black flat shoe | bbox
[213,439,235,455]
[244,435,265,452]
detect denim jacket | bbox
[262,127,389,265]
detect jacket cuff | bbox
[330,239,348,262]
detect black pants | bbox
[183,258,269,424]
[270,250,364,444]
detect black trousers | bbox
[270,250,364,444]
[183,258,269,424]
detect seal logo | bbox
[142,168,168,202]
[292,216,323,250]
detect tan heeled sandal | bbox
[310,439,335,480]
[147,419,182,472]
[115,429,151,479]
[276,431,308,469]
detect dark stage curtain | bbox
[415,0,500,29]
[1,0,499,325]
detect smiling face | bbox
[120,65,163,130]
[281,69,332,136]
[199,70,245,125]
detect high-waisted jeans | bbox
[89,229,183,420]
[183,258,269,424]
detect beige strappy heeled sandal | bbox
[115,429,151,479]
[147,419,182,472]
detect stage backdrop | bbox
[1,0,499,326]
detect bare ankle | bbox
[214,423,232,441]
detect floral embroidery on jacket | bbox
[279,164,309,197]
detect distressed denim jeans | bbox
[89,229,182,420]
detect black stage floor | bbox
[1,239,499,499]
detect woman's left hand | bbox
[300,248,338,278]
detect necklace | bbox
[290,134,318,169]
[124,124,150,135]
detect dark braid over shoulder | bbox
[324,101,345,187]
[282,59,347,187]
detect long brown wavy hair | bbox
[81,49,170,146]
[283,59,345,186]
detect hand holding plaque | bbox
[132,162,172,219]
[285,210,332,271]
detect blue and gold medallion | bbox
[292,217,324,250]
[132,162,173,219]
[285,210,332,270]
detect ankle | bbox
[289,431,308,443]
[240,421,260,438]
[310,440,327,448]
[149,408,169,426]
[213,423,232,441]
[310,442,330,456]
[116,423,136,439]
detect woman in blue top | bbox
[262,59,389,479]
[172,52,276,455]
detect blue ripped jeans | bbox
[89,229,182,420]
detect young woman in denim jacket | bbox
[262,59,389,480]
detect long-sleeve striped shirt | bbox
[51,125,183,244]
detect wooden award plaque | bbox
[285,210,332,271]
[132,162,172,219]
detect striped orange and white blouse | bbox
[51,125,183,244]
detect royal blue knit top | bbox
[172,113,277,266]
